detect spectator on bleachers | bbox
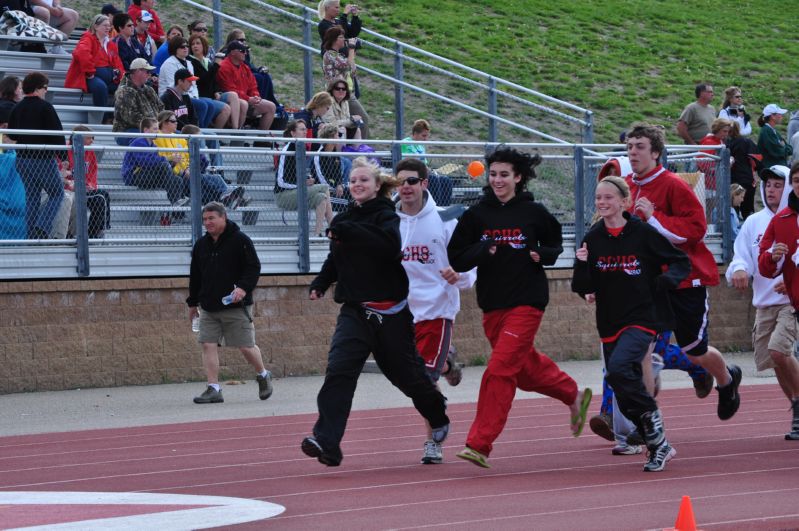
[323,78,363,141]
[401,119,452,206]
[113,58,163,145]
[313,122,350,211]
[727,121,759,219]
[65,14,125,111]
[0,76,22,118]
[216,40,275,132]
[322,26,368,138]
[294,91,333,138]
[189,34,244,129]
[7,72,65,239]
[63,125,110,238]
[152,112,242,206]
[127,0,164,45]
[188,20,215,60]
[160,35,230,130]
[317,0,361,55]
[276,120,334,236]
[160,68,198,129]
[29,0,77,53]
[133,9,157,63]
[0,104,26,239]
[122,116,187,207]
[152,24,183,73]
[114,13,151,75]
[221,29,284,123]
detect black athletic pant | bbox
[313,303,449,451]
[603,327,658,422]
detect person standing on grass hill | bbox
[395,157,476,465]
[758,104,793,169]
[624,123,743,421]
[572,176,690,471]
[730,165,799,440]
[447,147,592,469]
[187,201,273,405]
[718,86,752,137]
[676,83,716,145]
[302,157,450,467]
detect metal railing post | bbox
[583,110,594,144]
[660,147,668,169]
[717,146,732,262]
[394,41,404,140]
[188,137,203,244]
[487,76,497,143]
[391,141,402,169]
[71,135,90,277]
[302,9,314,104]
[295,141,310,273]
[213,0,222,54]
[573,145,585,246]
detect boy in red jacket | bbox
[624,123,742,421]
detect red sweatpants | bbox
[465,305,578,456]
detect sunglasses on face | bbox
[333,86,347,91]
[166,118,178,123]
[237,38,246,42]
[179,44,189,48]
[402,176,424,186]
[195,27,208,32]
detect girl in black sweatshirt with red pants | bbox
[301,157,450,467]
[572,176,690,472]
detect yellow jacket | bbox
[153,135,189,176]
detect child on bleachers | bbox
[63,125,110,238]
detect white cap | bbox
[763,103,788,117]
[139,10,154,22]
[129,58,155,70]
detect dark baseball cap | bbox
[101,3,121,15]
[174,68,199,83]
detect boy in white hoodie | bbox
[396,157,476,464]
[727,164,799,439]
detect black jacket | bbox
[310,196,408,303]
[187,220,261,312]
[8,96,65,159]
[160,88,198,129]
[447,189,562,312]
[189,56,222,100]
[571,213,690,340]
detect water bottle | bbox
[222,285,237,306]
[191,316,200,333]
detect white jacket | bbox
[397,192,476,323]
[726,177,792,308]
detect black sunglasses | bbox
[402,176,425,186]
[333,86,347,91]
[195,27,208,32]
[166,118,178,123]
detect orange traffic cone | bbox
[663,495,699,531]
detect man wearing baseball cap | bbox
[128,0,165,44]
[216,41,275,131]
[113,58,164,145]
[758,104,793,168]
[161,68,199,129]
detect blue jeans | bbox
[86,66,117,108]
[182,173,228,203]
[192,97,225,128]
[115,128,139,146]
[16,156,64,237]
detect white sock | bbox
[259,370,269,378]
[209,383,221,391]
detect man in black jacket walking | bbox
[186,202,272,404]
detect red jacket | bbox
[65,32,125,92]
[758,194,799,309]
[127,4,165,44]
[66,146,98,190]
[216,58,258,100]
[625,165,718,289]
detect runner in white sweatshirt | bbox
[396,157,476,464]
[726,164,799,439]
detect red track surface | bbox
[1,384,798,530]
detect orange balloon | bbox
[467,160,485,178]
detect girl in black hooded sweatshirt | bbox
[447,147,592,469]
[572,176,690,472]
[301,157,450,467]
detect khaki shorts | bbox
[198,305,256,347]
[275,184,329,210]
[752,304,797,371]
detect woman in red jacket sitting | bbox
[65,14,125,110]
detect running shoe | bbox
[643,441,676,472]
[443,346,463,387]
[786,398,799,441]
[693,372,715,399]
[301,436,343,467]
[612,443,643,456]
[589,413,614,441]
[717,364,742,420]
[421,440,443,464]
[193,385,223,404]
[256,372,273,400]
[456,446,490,468]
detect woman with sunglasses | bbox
[322,26,369,139]
[65,14,125,110]
[718,86,752,137]
[188,34,245,129]
[159,35,231,129]
[188,20,216,60]
[323,79,363,141]
[113,13,148,72]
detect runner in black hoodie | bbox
[301,157,450,467]
[572,176,690,472]
[447,147,592,469]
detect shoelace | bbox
[364,309,383,324]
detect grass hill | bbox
[65,0,798,143]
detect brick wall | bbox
[0,268,755,394]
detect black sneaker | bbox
[257,372,273,400]
[301,436,342,466]
[786,398,799,441]
[717,364,742,420]
[643,440,676,472]
[589,413,615,441]
[193,385,223,404]
[692,372,715,399]
[220,186,245,208]
[627,430,645,446]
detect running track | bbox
[1,384,798,530]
